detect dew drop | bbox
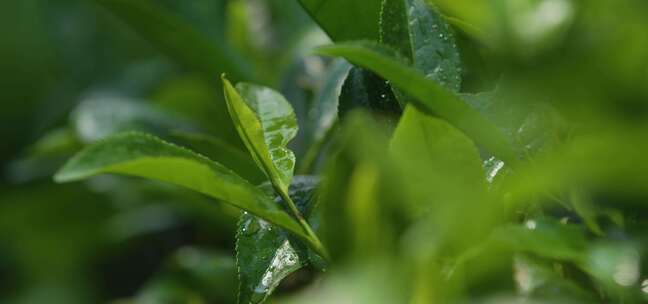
[242,218,261,235]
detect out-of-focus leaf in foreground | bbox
[318,112,404,261]
[391,106,486,219]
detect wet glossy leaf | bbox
[237,177,319,304]
[338,67,401,124]
[222,76,299,194]
[297,0,382,41]
[96,0,253,81]
[54,132,306,238]
[315,42,517,164]
[380,0,462,92]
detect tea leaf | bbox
[380,0,462,91]
[315,42,517,164]
[54,132,306,238]
[171,131,265,184]
[236,177,319,304]
[222,76,298,195]
[297,0,382,41]
[338,67,401,123]
[391,106,485,217]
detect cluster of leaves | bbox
[4,0,648,303]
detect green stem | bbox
[276,186,331,261]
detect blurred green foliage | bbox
[2,0,648,303]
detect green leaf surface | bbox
[222,76,299,194]
[297,0,382,41]
[54,132,306,238]
[96,0,253,81]
[237,177,319,304]
[171,131,265,184]
[461,90,561,157]
[380,0,462,91]
[315,42,517,164]
[318,112,403,261]
[338,67,402,123]
[390,106,485,217]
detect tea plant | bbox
[44,0,648,303]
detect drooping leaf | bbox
[171,131,265,184]
[96,0,253,81]
[315,42,517,164]
[54,132,306,239]
[222,76,299,194]
[297,0,382,41]
[236,177,320,304]
[380,0,462,92]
